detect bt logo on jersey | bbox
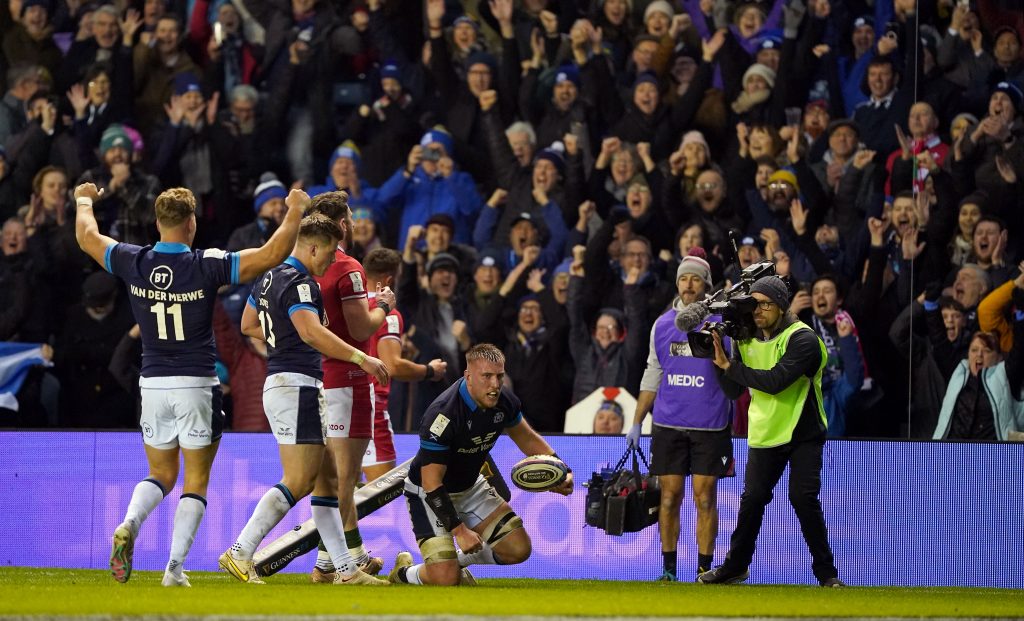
[150,265,174,290]
[666,374,705,387]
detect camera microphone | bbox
[675,300,711,332]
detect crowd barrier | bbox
[1,432,1021,587]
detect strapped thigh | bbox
[417,536,457,565]
[480,508,523,547]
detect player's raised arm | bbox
[74,183,118,268]
[290,308,390,385]
[236,189,307,283]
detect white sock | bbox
[404,563,424,585]
[458,543,497,567]
[345,528,370,566]
[311,497,356,576]
[231,485,294,560]
[123,478,165,536]
[166,494,206,575]
[315,547,334,572]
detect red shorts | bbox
[362,399,396,466]
[324,384,375,439]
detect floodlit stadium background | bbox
[2,432,1021,588]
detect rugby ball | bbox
[510,455,569,492]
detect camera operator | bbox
[698,275,844,588]
[628,249,734,582]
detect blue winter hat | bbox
[173,71,202,96]
[453,14,479,30]
[534,141,566,175]
[253,172,287,212]
[633,70,659,90]
[853,15,874,29]
[465,50,497,74]
[554,258,572,275]
[420,127,454,156]
[755,31,783,51]
[380,60,402,83]
[553,64,581,88]
[994,81,1024,114]
[329,140,361,170]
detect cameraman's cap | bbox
[82,270,118,307]
[426,252,460,276]
[749,275,790,311]
[425,213,455,233]
[676,253,712,288]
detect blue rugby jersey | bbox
[105,241,239,378]
[409,379,523,493]
[248,257,325,380]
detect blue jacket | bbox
[376,165,482,248]
[933,359,1024,441]
[472,200,568,275]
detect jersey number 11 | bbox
[150,302,185,341]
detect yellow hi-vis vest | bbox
[737,322,827,448]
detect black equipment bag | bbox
[584,446,660,535]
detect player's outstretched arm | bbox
[377,337,446,382]
[507,418,573,495]
[74,183,118,268]
[236,189,307,283]
[290,308,390,385]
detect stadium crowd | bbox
[1,0,1023,441]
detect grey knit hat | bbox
[749,275,790,311]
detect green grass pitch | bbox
[0,568,1022,617]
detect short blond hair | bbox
[299,212,343,245]
[466,343,504,367]
[154,188,196,227]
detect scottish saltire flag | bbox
[0,343,49,412]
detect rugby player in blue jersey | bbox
[73,182,304,586]
[218,213,390,586]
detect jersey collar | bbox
[458,378,478,412]
[284,256,308,273]
[153,242,191,254]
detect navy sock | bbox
[662,551,677,576]
[698,553,714,573]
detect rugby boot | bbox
[697,565,749,585]
[162,571,191,587]
[219,550,266,584]
[334,569,390,586]
[110,524,135,583]
[387,551,414,583]
[310,566,336,583]
[359,555,384,576]
[657,570,676,582]
[459,568,478,586]
[821,577,847,588]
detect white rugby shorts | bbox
[404,475,505,538]
[139,376,224,450]
[263,372,327,445]
[324,384,375,439]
